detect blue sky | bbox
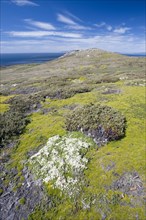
[1,0,145,53]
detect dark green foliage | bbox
[100,76,119,83]
[58,85,93,99]
[65,104,126,146]
[0,110,30,147]
[41,84,93,100]
[7,94,43,114]
[0,95,37,147]
[94,76,119,84]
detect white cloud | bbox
[24,19,56,30]
[2,33,145,54]
[65,11,82,22]
[106,25,112,31]
[68,24,91,30]
[95,22,112,31]
[7,31,82,38]
[57,13,91,30]
[57,14,76,25]
[95,22,106,28]
[114,27,131,34]
[11,0,38,6]
[95,22,131,34]
[2,13,143,54]
[95,22,132,34]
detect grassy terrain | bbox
[27,84,145,220]
[0,49,145,220]
[0,95,14,113]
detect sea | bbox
[122,53,146,57]
[0,52,145,67]
[0,53,65,67]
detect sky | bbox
[1,0,146,53]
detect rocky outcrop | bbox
[0,167,50,220]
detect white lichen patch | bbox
[28,135,89,197]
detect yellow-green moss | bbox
[42,85,145,219]
[107,206,145,220]
[0,188,3,195]
[10,85,146,219]
[99,64,107,70]
[0,95,14,113]
[10,112,66,168]
[42,91,99,110]
[81,85,145,219]
[19,197,26,205]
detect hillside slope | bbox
[0,49,145,220]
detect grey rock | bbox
[112,172,144,196]
[0,167,51,220]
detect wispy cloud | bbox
[95,22,131,34]
[68,24,91,30]
[7,31,82,38]
[2,7,142,54]
[113,27,131,34]
[2,33,145,54]
[24,19,56,30]
[11,0,38,6]
[57,14,76,25]
[64,11,83,22]
[95,22,106,28]
[95,22,112,31]
[57,13,91,30]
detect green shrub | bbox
[0,110,30,146]
[102,76,119,83]
[65,104,126,146]
[0,95,35,147]
[41,84,93,100]
[7,94,43,114]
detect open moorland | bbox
[0,49,145,220]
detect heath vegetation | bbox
[0,49,145,220]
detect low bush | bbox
[65,103,126,146]
[0,95,35,147]
[102,76,119,83]
[7,94,43,114]
[41,84,93,100]
[0,110,30,147]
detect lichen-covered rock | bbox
[65,104,126,146]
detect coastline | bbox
[0,53,65,68]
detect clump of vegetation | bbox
[0,95,38,147]
[19,197,26,205]
[65,104,126,146]
[6,94,43,113]
[0,110,30,147]
[41,84,93,100]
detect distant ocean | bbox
[0,53,65,67]
[121,53,146,57]
[0,52,145,67]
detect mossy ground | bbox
[0,95,14,113]
[8,83,145,220]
